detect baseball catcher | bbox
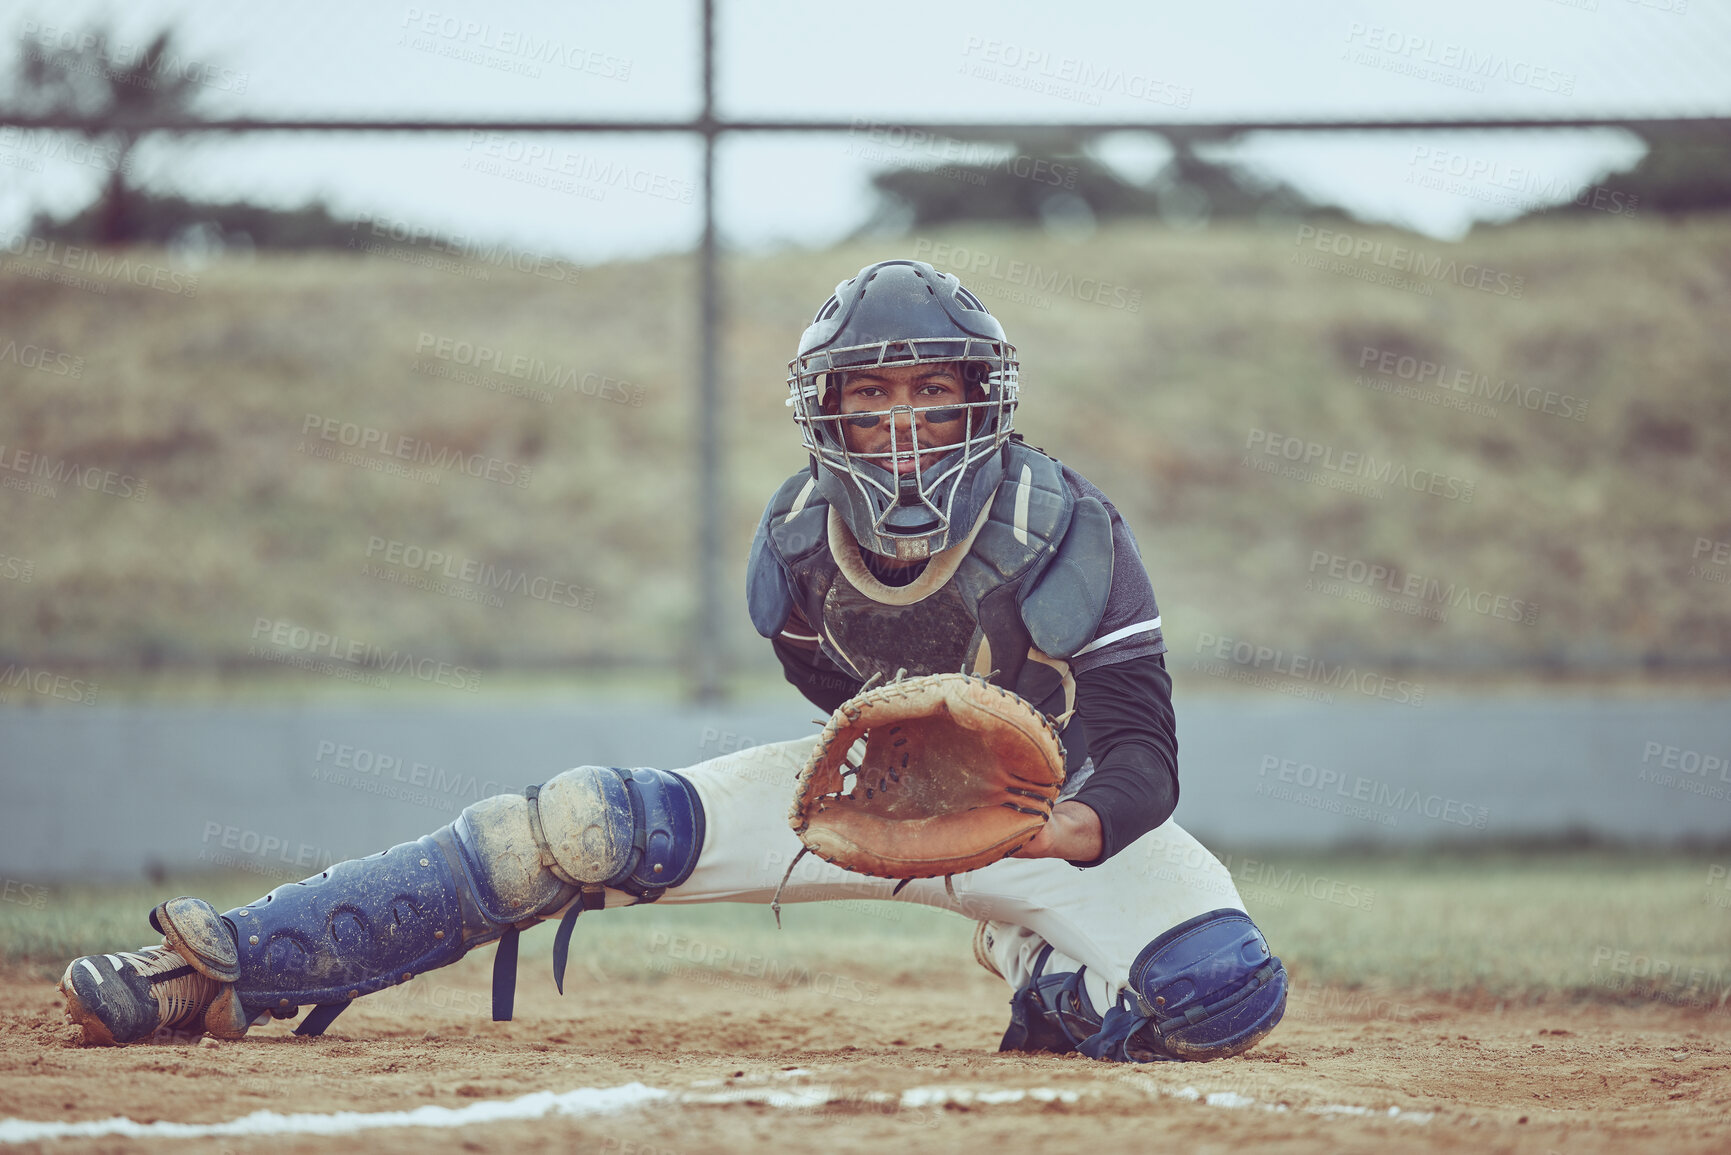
[60,258,1286,1063]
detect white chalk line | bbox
[0,1085,667,1144]
[1169,1085,1434,1123]
[0,1077,1432,1143]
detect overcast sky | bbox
[2,0,1726,260]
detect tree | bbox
[8,24,206,243]
[859,134,1342,234]
[1581,131,1731,217]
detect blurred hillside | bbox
[1,214,1728,690]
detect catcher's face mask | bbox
[788,260,1019,561]
[831,360,988,476]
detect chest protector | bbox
[748,442,1115,767]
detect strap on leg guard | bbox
[294,1002,350,1038]
[999,945,1102,1054]
[490,929,519,1023]
[489,782,610,1019]
[1077,908,1288,1063]
[489,766,704,1020]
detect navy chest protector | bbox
[748,443,1114,763]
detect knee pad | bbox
[998,945,1102,1054]
[452,764,705,918]
[459,765,705,1020]
[1078,908,1286,1063]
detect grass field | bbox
[6,849,1725,1010]
[3,214,1729,688]
[4,848,1727,1153]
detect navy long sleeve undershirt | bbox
[1065,651,1179,867]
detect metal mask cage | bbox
[785,337,1019,552]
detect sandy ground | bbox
[2,956,1729,1154]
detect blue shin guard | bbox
[1077,908,1287,1063]
[221,765,704,1036]
[225,830,486,1036]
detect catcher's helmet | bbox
[788,259,1019,560]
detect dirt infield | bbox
[3,956,1728,1154]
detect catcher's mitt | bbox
[788,672,1066,882]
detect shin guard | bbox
[226,828,514,1036]
[220,765,703,1036]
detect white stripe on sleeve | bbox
[1073,615,1163,656]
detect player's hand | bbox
[1010,800,1103,862]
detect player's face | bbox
[836,363,970,477]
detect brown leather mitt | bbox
[789,672,1066,879]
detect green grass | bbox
[8,851,1726,1009]
[3,215,1730,689]
[1238,850,1730,1005]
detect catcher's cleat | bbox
[972,920,1005,980]
[59,944,221,1046]
[999,944,1102,1054]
